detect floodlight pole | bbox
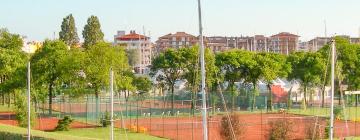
[197,0,208,140]
[330,40,335,140]
[110,68,114,140]
[27,61,31,140]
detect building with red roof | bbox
[114,30,152,74]
[269,32,300,55]
[155,32,198,55]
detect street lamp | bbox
[22,41,34,140]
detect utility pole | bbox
[27,61,31,140]
[330,40,335,140]
[110,68,114,140]
[197,0,208,139]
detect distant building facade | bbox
[155,32,198,54]
[269,32,300,55]
[204,32,299,55]
[114,30,152,74]
[154,32,299,55]
[304,35,360,52]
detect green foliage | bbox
[288,52,326,106]
[100,111,111,127]
[151,48,184,115]
[82,15,104,48]
[31,40,70,115]
[84,42,129,93]
[0,29,23,50]
[334,106,343,119]
[324,119,330,139]
[14,92,36,128]
[126,49,141,67]
[133,76,152,94]
[55,116,74,131]
[59,14,79,47]
[31,40,69,86]
[0,29,26,95]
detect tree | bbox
[126,49,141,68]
[0,28,23,50]
[319,37,360,105]
[216,50,243,111]
[59,14,79,47]
[82,15,104,48]
[287,52,326,109]
[241,52,261,111]
[151,49,184,115]
[181,46,217,115]
[257,53,290,111]
[133,76,152,94]
[0,29,26,106]
[31,40,69,115]
[84,42,129,119]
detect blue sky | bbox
[1,0,360,42]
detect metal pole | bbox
[110,68,114,140]
[27,61,31,140]
[197,0,208,139]
[330,40,335,140]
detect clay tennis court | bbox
[117,113,360,140]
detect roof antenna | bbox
[324,20,328,38]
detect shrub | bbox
[324,119,331,139]
[334,106,343,120]
[220,114,246,140]
[55,116,73,131]
[101,111,111,127]
[14,92,36,128]
[268,119,294,140]
[304,119,323,140]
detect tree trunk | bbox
[171,85,174,116]
[321,86,325,108]
[232,90,235,112]
[267,84,272,112]
[48,83,53,116]
[304,86,307,106]
[7,93,11,108]
[191,91,195,115]
[1,93,4,105]
[95,89,99,120]
[136,94,139,132]
[338,80,343,105]
[125,90,129,118]
[252,84,257,111]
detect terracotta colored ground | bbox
[115,113,360,140]
[44,100,190,113]
[0,112,96,131]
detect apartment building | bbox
[155,32,198,54]
[114,30,152,74]
[269,32,300,55]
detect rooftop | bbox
[116,31,149,41]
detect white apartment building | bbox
[114,30,152,74]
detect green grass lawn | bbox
[0,105,13,112]
[56,127,167,140]
[0,124,167,140]
[288,106,360,121]
[0,124,95,140]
